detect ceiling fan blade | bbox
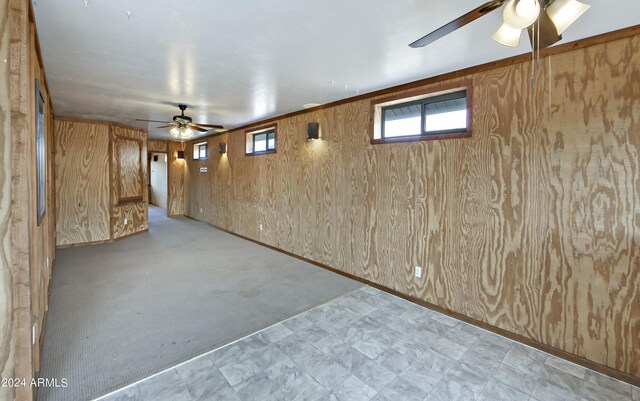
[193,123,224,129]
[189,124,208,133]
[409,0,506,48]
[155,124,175,129]
[136,119,173,124]
[527,7,562,50]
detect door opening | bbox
[149,152,168,211]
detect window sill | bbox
[370,130,472,145]
[245,150,277,157]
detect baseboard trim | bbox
[55,229,149,249]
[185,214,640,388]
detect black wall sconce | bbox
[219,143,227,154]
[307,122,320,141]
[177,151,185,159]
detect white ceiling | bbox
[33,0,639,140]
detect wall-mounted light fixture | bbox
[219,143,227,154]
[307,123,320,141]
[177,151,185,159]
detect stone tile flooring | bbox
[98,287,639,401]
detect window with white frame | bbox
[245,125,277,155]
[193,141,208,160]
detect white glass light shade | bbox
[492,23,523,47]
[169,126,195,140]
[546,0,590,35]
[181,127,195,139]
[503,0,540,29]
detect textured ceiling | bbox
[33,0,639,139]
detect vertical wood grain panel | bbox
[168,141,186,216]
[8,1,35,398]
[541,36,640,375]
[114,137,143,202]
[148,140,168,153]
[110,126,148,239]
[185,34,640,379]
[0,0,14,396]
[54,120,110,245]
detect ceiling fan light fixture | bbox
[503,0,540,29]
[492,23,523,47]
[546,0,590,35]
[182,127,195,139]
[169,125,195,140]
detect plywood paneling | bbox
[148,140,168,153]
[540,37,640,375]
[54,120,110,246]
[114,136,143,203]
[111,126,148,239]
[168,141,186,216]
[0,0,14,396]
[185,34,640,379]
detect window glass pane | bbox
[199,145,207,158]
[424,92,467,133]
[193,146,200,159]
[267,131,275,150]
[383,103,421,138]
[254,133,267,152]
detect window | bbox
[372,86,471,144]
[193,142,208,160]
[245,125,277,155]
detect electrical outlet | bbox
[200,208,203,213]
[414,266,422,278]
[259,224,263,231]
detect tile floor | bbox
[98,286,639,401]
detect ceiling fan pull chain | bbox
[537,16,542,70]
[531,22,535,89]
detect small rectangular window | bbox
[373,85,471,144]
[246,125,277,155]
[193,142,207,160]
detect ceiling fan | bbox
[136,104,224,140]
[409,0,590,50]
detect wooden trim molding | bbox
[185,215,640,388]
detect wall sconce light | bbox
[307,122,320,141]
[177,151,185,159]
[219,143,227,154]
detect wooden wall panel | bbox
[540,37,640,376]
[110,126,148,239]
[4,1,58,398]
[167,141,186,216]
[54,120,110,245]
[185,34,640,378]
[114,136,143,203]
[148,140,168,153]
[0,1,14,397]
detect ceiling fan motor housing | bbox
[173,104,193,125]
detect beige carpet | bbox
[38,206,361,401]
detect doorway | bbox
[149,152,168,211]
